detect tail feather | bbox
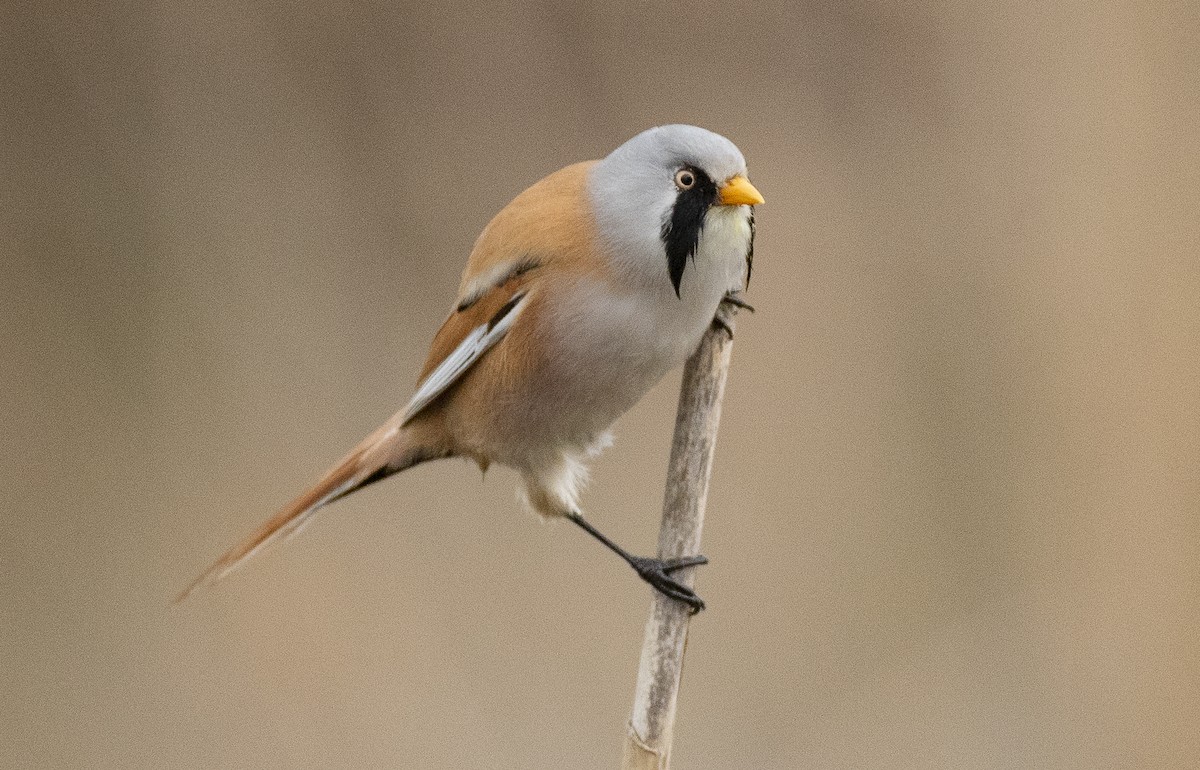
[175,421,444,603]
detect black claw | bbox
[629,556,708,614]
[721,292,755,313]
[714,291,753,340]
[661,554,709,574]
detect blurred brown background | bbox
[2,1,1197,767]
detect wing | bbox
[400,287,531,426]
[400,160,603,425]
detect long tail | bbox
[175,418,447,603]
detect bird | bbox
[178,124,763,613]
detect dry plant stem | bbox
[622,306,737,769]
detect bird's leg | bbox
[567,512,708,614]
[711,290,754,339]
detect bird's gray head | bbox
[588,125,763,296]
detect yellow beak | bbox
[718,175,765,206]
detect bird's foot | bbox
[712,291,754,339]
[566,511,708,614]
[721,290,755,313]
[628,554,709,614]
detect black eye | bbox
[674,168,696,190]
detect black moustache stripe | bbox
[746,209,755,288]
[661,168,718,298]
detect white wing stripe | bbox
[400,291,530,425]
